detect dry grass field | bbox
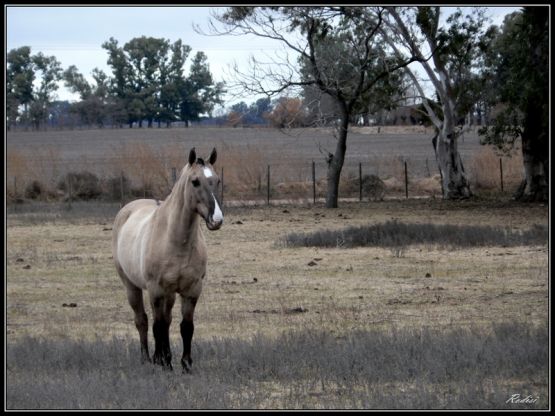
[6,197,549,409]
[6,127,545,409]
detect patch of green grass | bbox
[280,221,548,249]
[6,322,548,410]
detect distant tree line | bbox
[7,36,225,130]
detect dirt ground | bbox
[6,198,549,347]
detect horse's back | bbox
[112,199,159,289]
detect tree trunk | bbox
[432,127,472,199]
[325,111,348,208]
[514,116,548,202]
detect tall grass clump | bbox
[281,221,548,249]
[113,142,186,199]
[6,322,548,409]
[217,143,269,198]
[469,146,523,192]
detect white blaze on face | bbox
[203,167,213,178]
[212,193,223,223]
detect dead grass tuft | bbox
[112,142,187,199]
[469,146,523,192]
[217,143,270,198]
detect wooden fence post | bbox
[359,162,363,202]
[312,161,316,204]
[221,167,224,207]
[171,167,177,186]
[67,174,72,209]
[404,161,409,199]
[267,165,271,206]
[120,171,124,207]
[143,175,146,198]
[499,158,504,193]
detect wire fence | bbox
[7,154,520,208]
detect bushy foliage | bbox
[24,180,45,200]
[57,171,102,201]
[265,97,311,128]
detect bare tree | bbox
[199,6,419,208]
[381,7,489,199]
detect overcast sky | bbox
[6,5,522,107]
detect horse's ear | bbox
[188,148,196,166]
[208,147,217,165]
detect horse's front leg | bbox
[150,292,176,370]
[180,295,198,373]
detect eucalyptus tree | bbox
[28,53,63,130]
[381,7,492,199]
[7,47,62,129]
[203,6,418,208]
[7,46,35,128]
[64,66,114,127]
[158,39,192,127]
[123,36,170,127]
[102,36,223,128]
[479,7,548,202]
[179,51,225,127]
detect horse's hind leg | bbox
[125,285,150,364]
[117,267,150,364]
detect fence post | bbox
[359,162,363,202]
[120,171,124,207]
[312,161,316,204]
[221,167,224,207]
[267,165,271,206]
[67,174,72,210]
[171,167,177,186]
[499,158,504,193]
[14,176,17,199]
[404,160,409,199]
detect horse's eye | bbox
[192,178,200,187]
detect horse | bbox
[112,147,223,372]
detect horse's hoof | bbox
[153,354,172,370]
[181,358,193,374]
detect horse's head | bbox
[187,147,223,231]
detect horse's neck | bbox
[160,176,200,247]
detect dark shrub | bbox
[103,173,132,201]
[362,174,385,201]
[58,171,102,201]
[281,221,548,249]
[24,180,45,200]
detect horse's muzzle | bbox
[206,218,223,231]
